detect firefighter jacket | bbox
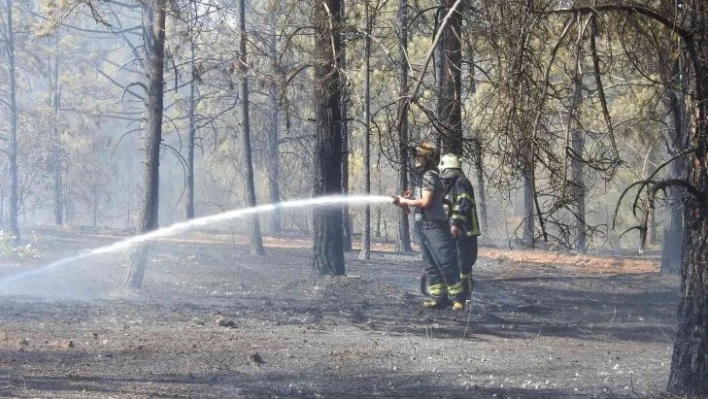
[440,169,481,237]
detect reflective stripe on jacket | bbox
[442,171,481,237]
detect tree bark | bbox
[571,130,586,252]
[49,45,63,226]
[395,0,412,254]
[661,67,686,274]
[340,0,352,252]
[668,2,708,393]
[267,16,282,234]
[238,0,265,256]
[186,4,197,221]
[6,0,19,243]
[473,133,487,231]
[359,1,371,261]
[434,0,463,155]
[311,0,344,276]
[122,0,167,288]
[570,38,586,253]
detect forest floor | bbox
[0,225,681,399]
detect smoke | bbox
[0,195,394,299]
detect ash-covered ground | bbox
[0,227,678,398]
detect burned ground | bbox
[0,227,678,398]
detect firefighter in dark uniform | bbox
[394,143,466,310]
[438,153,482,300]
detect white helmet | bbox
[438,153,462,172]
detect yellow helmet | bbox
[415,142,436,161]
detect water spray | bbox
[0,195,395,294]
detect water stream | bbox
[0,194,394,296]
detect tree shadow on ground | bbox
[0,351,644,399]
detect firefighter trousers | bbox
[455,234,477,275]
[416,220,464,303]
[455,235,477,296]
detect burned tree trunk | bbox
[395,0,412,254]
[661,74,686,274]
[311,0,344,276]
[434,0,463,155]
[668,2,708,393]
[238,0,265,256]
[122,0,167,288]
[5,0,19,242]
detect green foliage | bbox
[0,231,41,259]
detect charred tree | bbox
[5,0,20,242]
[340,0,352,252]
[667,1,708,393]
[571,130,586,252]
[472,133,487,231]
[661,62,687,274]
[49,46,63,226]
[185,1,197,220]
[395,0,412,254]
[311,0,344,276]
[238,0,265,256]
[122,0,167,288]
[359,1,371,261]
[267,13,282,234]
[434,0,463,155]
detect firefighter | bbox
[394,142,466,310]
[438,153,482,300]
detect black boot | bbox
[422,296,450,309]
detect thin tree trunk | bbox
[267,17,282,233]
[6,0,19,243]
[50,48,63,226]
[570,38,586,253]
[395,0,412,254]
[661,65,686,275]
[186,7,197,220]
[522,170,534,245]
[359,1,371,261]
[311,0,344,276]
[122,0,167,288]
[473,133,487,231]
[340,0,352,252]
[571,130,586,252]
[646,145,660,247]
[92,167,98,227]
[238,0,265,256]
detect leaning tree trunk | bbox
[667,5,708,393]
[311,0,344,276]
[434,0,463,155]
[122,0,167,289]
[395,0,412,253]
[238,0,265,256]
[6,0,19,243]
